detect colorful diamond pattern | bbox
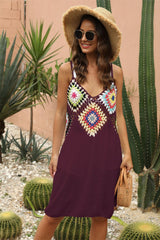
[78,102,107,137]
[98,83,117,114]
[67,79,88,112]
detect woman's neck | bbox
[86,52,97,67]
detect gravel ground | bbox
[0,121,160,240]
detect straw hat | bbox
[63,5,122,62]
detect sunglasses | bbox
[74,29,97,41]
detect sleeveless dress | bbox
[45,63,122,218]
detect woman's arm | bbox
[49,62,71,177]
[113,64,133,171]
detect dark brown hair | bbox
[71,14,114,89]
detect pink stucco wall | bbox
[0,0,24,54]
[7,0,160,140]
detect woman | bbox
[34,5,133,240]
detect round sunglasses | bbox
[74,29,97,41]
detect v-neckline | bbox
[73,78,107,99]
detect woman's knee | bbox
[44,215,64,225]
[91,217,107,223]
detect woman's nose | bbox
[81,33,87,41]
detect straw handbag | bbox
[115,167,132,207]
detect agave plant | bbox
[97,0,160,210]
[27,134,51,162]
[19,21,60,139]
[0,32,34,163]
[11,130,51,162]
[11,129,32,160]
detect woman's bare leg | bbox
[89,217,108,240]
[34,215,64,240]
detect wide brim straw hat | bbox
[63,5,122,62]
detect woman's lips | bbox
[81,43,90,49]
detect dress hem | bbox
[45,211,114,219]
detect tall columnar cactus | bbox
[0,211,22,239]
[23,177,53,210]
[54,217,91,240]
[119,221,160,240]
[97,0,160,210]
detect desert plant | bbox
[0,34,10,47]
[11,129,32,160]
[0,32,34,163]
[20,21,60,139]
[54,217,91,240]
[97,0,160,211]
[27,134,51,162]
[119,221,160,240]
[23,177,53,210]
[11,130,51,162]
[1,129,12,154]
[0,211,22,239]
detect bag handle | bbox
[114,167,128,195]
[120,167,128,185]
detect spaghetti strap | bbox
[70,61,74,79]
[110,63,113,78]
[70,60,76,79]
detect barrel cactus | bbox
[54,217,91,240]
[0,211,22,239]
[23,177,53,210]
[119,221,160,240]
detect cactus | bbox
[54,217,91,240]
[119,221,160,240]
[0,211,22,239]
[154,185,160,208]
[96,0,160,211]
[97,0,111,10]
[23,177,53,210]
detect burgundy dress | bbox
[45,63,122,218]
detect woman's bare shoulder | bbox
[112,64,123,84]
[59,61,72,84]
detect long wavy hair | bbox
[71,14,114,89]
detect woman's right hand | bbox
[49,156,58,178]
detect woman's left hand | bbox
[120,153,133,173]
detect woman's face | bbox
[78,19,98,55]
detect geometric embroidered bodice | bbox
[66,64,118,137]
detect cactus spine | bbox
[97,0,160,211]
[23,177,53,210]
[54,217,91,240]
[0,211,22,239]
[119,221,160,240]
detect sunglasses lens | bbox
[86,31,95,41]
[75,30,82,39]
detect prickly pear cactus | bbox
[23,177,53,210]
[119,221,160,240]
[54,216,91,240]
[0,211,22,239]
